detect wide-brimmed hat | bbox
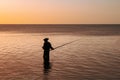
[44,38,49,41]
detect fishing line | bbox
[51,39,80,51]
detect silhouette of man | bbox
[42,38,54,63]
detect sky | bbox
[0,0,120,24]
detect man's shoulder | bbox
[45,42,51,44]
[48,42,51,44]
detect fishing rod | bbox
[51,39,80,51]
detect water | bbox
[0,25,120,80]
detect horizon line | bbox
[0,24,120,25]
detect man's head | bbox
[44,38,49,42]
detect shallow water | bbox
[0,33,120,80]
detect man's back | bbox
[43,42,52,50]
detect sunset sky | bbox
[0,0,120,24]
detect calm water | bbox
[0,25,120,80]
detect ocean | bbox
[0,24,120,80]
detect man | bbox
[42,38,54,63]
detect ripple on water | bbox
[0,34,120,80]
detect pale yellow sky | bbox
[0,0,120,24]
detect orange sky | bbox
[0,0,120,24]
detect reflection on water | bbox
[43,62,52,80]
[0,33,120,80]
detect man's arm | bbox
[42,43,45,50]
[49,43,54,50]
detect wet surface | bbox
[0,33,120,80]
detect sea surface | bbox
[0,25,120,80]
